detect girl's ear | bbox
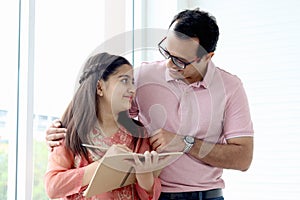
[97,80,104,96]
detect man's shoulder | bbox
[139,60,165,70]
[213,66,246,97]
[135,60,166,81]
[215,66,242,85]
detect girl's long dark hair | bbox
[60,52,144,160]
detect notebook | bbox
[83,151,183,197]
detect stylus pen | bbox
[120,166,134,187]
[81,144,109,151]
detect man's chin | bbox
[169,71,185,80]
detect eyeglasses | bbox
[158,37,199,69]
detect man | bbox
[46,8,253,200]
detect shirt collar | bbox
[164,60,216,88]
[201,61,216,88]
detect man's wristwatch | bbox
[183,136,195,153]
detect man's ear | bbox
[205,52,214,61]
[97,80,104,96]
[196,52,214,63]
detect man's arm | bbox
[190,136,253,171]
[149,129,253,171]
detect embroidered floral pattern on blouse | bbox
[71,124,140,200]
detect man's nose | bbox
[166,58,177,70]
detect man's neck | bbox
[186,64,208,84]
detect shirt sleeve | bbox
[129,98,139,118]
[44,142,86,199]
[129,63,143,119]
[135,177,162,200]
[223,80,254,139]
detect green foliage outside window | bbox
[0,143,8,200]
[0,141,49,199]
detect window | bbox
[0,0,19,199]
[1,0,131,199]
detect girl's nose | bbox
[128,82,136,94]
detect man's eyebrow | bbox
[174,55,189,62]
[165,47,189,62]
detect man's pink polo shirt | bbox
[130,60,254,192]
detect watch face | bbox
[185,136,194,144]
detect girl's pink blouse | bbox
[44,126,161,200]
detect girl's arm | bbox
[44,143,97,198]
[81,160,99,186]
[136,172,155,194]
[133,151,162,200]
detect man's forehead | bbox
[165,33,199,59]
[169,20,177,31]
[166,30,199,45]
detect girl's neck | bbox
[98,113,120,137]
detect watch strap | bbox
[183,136,194,153]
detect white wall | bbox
[197,0,300,199]
[138,0,300,199]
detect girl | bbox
[44,52,161,199]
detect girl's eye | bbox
[121,78,129,84]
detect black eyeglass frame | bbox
[158,37,200,69]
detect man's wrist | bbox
[183,136,195,153]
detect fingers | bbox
[150,137,164,152]
[151,150,159,165]
[47,140,61,151]
[149,129,160,144]
[149,136,156,146]
[45,120,66,151]
[149,134,161,151]
[46,120,66,145]
[139,151,159,165]
[46,138,63,151]
[150,129,181,152]
[132,153,143,166]
[45,120,67,143]
[46,126,67,135]
[46,119,65,135]
[149,129,166,152]
[45,131,66,151]
[143,151,151,165]
[132,151,157,173]
[52,119,62,127]
[45,131,66,141]
[46,119,62,133]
